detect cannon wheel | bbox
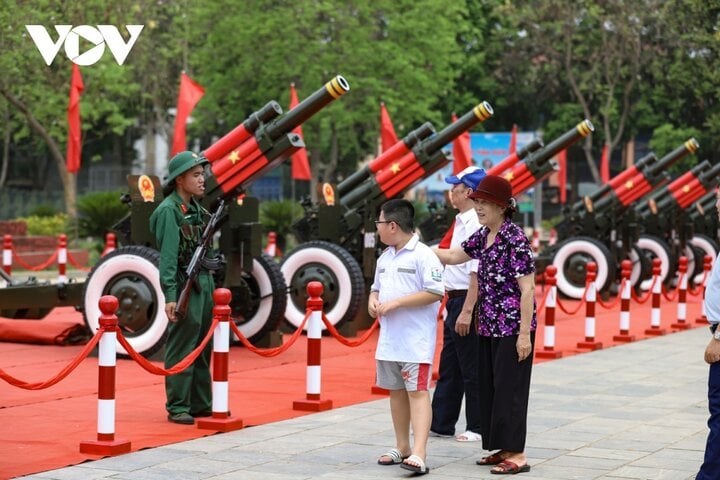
[281,241,365,331]
[552,236,615,299]
[628,245,650,289]
[83,246,166,359]
[689,234,718,284]
[228,254,287,343]
[635,235,674,290]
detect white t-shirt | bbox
[443,208,481,290]
[371,234,444,363]
[704,252,720,324]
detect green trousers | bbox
[165,272,214,415]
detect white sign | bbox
[25,25,144,66]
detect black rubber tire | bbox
[551,236,615,299]
[280,241,365,331]
[228,254,287,343]
[83,246,166,359]
[635,235,675,290]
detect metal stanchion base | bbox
[696,316,709,324]
[644,327,666,336]
[197,415,244,432]
[293,398,333,412]
[536,349,563,359]
[613,334,636,342]
[79,438,131,455]
[577,340,603,350]
[671,322,691,330]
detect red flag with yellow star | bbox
[289,83,311,181]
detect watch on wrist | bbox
[714,328,720,341]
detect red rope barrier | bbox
[688,269,710,296]
[556,284,588,315]
[596,279,625,310]
[12,249,58,271]
[67,250,91,271]
[631,275,657,304]
[0,331,102,389]
[321,313,380,347]
[230,314,309,357]
[661,278,681,302]
[115,317,219,375]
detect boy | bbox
[370,199,444,475]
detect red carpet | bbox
[0,289,707,479]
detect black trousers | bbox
[478,332,535,452]
[431,295,481,435]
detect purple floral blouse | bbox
[462,219,536,337]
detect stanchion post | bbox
[577,262,603,350]
[293,281,333,411]
[645,258,666,335]
[536,265,562,359]
[613,260,636,342]
[57,234,68,284]
[2,234,12,276]
[696,255,713,324]
[80,295,131,455]
[102,233,117,257]
[671,256,691,330]
[198,288,244,431]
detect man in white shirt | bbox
[697,188,720,479]
[431,166,485,442]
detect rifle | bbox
[174,199,226,321]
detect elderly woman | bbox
[433,174,536,475]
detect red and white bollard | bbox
[102,232,117,257]
[264,231,281,258]
[58,234,68,284]
[696,255,713,324]
[645,258,666,335]
[531,229,540,254]
[197,288,244,431]
[80,295,131,455]
[2,234,12,276]
[671,256,691,330]
[577,262,603,350]
[293,281,333,411]
[548,228,558,247]
[613,260,635,342]
[536,265,562,359]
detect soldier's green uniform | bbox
[149,152,214,420]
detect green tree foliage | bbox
[76,190,128,237]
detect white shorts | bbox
[376,360,431,392]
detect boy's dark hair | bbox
[381,199,414,233]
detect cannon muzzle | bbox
[266,75,350,140]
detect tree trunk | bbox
[0,87,77,218]
[0,108,9,189]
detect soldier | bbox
[149,151,215,425]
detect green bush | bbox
[76,190,128,238]
[24,214,69,236]
[28,204,59,217]
[259,200,304,251]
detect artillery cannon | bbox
[545,139,700,298]
[689,190,720,258]
[0,76,350,358]
[282,102,494,330]
[635,160,720,286]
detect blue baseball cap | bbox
[444,166,486,190]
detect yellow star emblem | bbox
[682,185,690,193]
[390,162,401,174]
[504,171,514,181]
[625,180,634,189]
[229,150,241,164]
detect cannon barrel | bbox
[487,138,544,176]
[421,102,493,155]
[340,102,494,208]
[203,101,283,162]
[582,152,658,208]
[690,190,718,220]
[641,161,711,216]
[337,122,435,198]
[266,75,349,140]
[505,120,593,195]
[590,138,700,213]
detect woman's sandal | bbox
[476,451,505,465]
[490,460,531,475]
[377,448,408,466]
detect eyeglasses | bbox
[374,220,393,225]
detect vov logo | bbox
[25,25,144,66]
